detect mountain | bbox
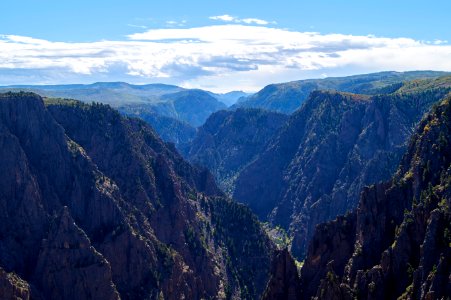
[233,71,450,114]
[118,106,196,146]
[0,82,184,106]
[0,83,228,127]
[121,90,227,128]
[233,76,451,258]
[0,92,274,299]
[298,93,451,299]
[183,108,288,195]
[209,91,252,107]
[156,90,227,127]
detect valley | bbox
[1,72,450,299]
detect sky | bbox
[1,0,450,92]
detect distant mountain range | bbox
[233,71,450,113]
[0,82,248,128]
[207,90,251,107]
[0,82,184,105]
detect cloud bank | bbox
[1,22,451,92]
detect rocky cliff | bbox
[0,92,273,300]
[299,94,451,299]
[184,108,288,195]
[261,248,302,300]
[234,77,451,258]
[118,107,196,147]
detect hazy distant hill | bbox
[0,83,228,127]
[234,71,450,113]
[0,82,184,106]
[208,90,252,106]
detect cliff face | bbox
[234,81,451,258]
[300,95,451,299]
[118,107,196,146]
[0,92,273,300]
[33,207,120,300]
[184,108,288,195]
[261,248,302,300]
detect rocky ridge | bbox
[298,94,451,299]
[234,77,451,258]
[184,108,288,195]
[0,92,273,300]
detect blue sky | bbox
[1,0,450,91]
[2,0,450,41]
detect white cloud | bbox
[165,20,187,27]
[241,18,269,25]
[209,15,270,25]
[127,24,147,29]
[209,15,236,22]
[0,25,450,92]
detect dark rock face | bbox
[261,248,302,300]
[300,213,357,299]
[234,84,451,258]
[0,92,273,299]
[184,108,288,195]
[233,71,449,114]
[300,95,451,299]
[33,207,120,300]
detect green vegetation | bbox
[208,198,271,299]
[262,223,292,249]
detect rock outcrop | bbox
[33,207,120,300]
[184,108,288,195]
[0,92,273,299]
[299,94,451,299]
[234,78,451,258]
[261,248,302,300]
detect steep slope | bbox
[120,89,227,128]
[234,78,451,258]
[261,248,302,300]
[300,94,451,300]
[184,108,288,195]
[0,92,273,300]
[157,90,227,126]
[234,71,449,113]
[118,106,196,146]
